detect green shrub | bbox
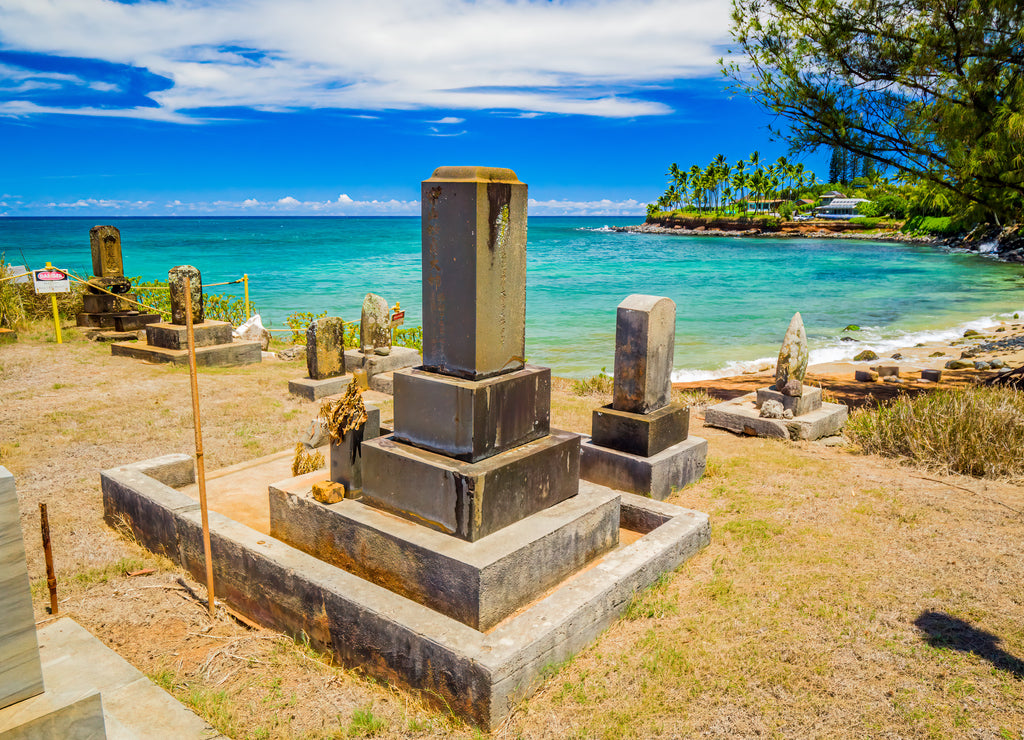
[394,325,423,352]
[901,215,959,236]
[131,278,256,325]
[849,217,882,228]
[847,387,1024,479]
[572,368,613,396]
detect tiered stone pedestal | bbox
[77,292,160,330]
[111,320,260,367]
[704,385,848,440]
[581,402,707,500]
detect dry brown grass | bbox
[3,323,1024,738]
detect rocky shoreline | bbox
[615,220,1024,263]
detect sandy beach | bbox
[675,316,1024,408]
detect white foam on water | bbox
[670,311,1023,382]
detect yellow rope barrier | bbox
[0,271,32,282]
[63,272,169,316]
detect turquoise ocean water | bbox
[3,216,1023,379]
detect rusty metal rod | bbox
[184,276,216,619]
[39,502,58,615]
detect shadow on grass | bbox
[914,610,1024,679]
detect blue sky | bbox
[0,0,826,217]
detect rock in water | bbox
[775,312,809,390]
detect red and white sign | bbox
[33,269,70,294]
[391,310,405,327]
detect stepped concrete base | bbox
[369,371,395,394]
[754,385,821,416]
[0,618,223,739]
[111,340,261,367]
[580,435,707,500]
[100,454,710,731]
[77,312,139,329]
[361,430,580,542]
[288,374,353,401]
[705,392,848,440]
[269,479,619,630]
[345,346,421,379]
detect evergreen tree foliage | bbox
[723,0,1024,224]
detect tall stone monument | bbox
[361,166,580,539]
[580,295,707,499]
[705,312,848,439]
[76,225,161,332]
[111,264,261,367]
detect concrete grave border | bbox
[101,453,710,730]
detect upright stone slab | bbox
[774,312,809,392]
[613,295,676,414]
[168,265,203,326]
[421,166,527,380]
[0,467,44,710]
[89,225,124,279]
[306,317,347,380]
[360,293,392,356]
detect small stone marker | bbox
[168,265,203,326]
[421,166,527,379]
[920,369,942,382]
[775,312,809,394]
[360,293,392,356]
[306,317,346,380]
[855,369,879,382]
[89,225,124,279]
[872,365,900,377]
[612,295,676,414]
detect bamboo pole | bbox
[39,503,58,615]
[184,276,216,618]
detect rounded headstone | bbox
[775,312,808,390]
[168,265,203,326]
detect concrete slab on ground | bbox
[0,618,223,739]
[288,374,352,401]
[101,454,710,730]
[111,340,261,367]
[704,392,848,440]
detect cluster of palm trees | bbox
[653,153,818,216]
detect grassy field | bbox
[2,323,1022,738]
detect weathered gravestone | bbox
[705,312,848,439]
[111,264,260,366]
[77,225,160,331]
[287,317,353,401]
[168,265,203,326]
[580,295,707,499]
[344,294,421,394]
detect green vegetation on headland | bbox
[715,0,1022,234]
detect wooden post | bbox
[39,503,58,615]
[184,276,216,618]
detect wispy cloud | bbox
[6,192,650,216]
[0,0,730,121]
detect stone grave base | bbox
[580,435,707,500]
[101,454,710,731]
[111,339,261,367]
[368,371,395,394]
[88,330,142,343]
[288,374,353,401]
[345,346,421,379]
[77,311,155,329]
[113,313,160,331]
[705,392,848,440]
[0,618,220,739]
[269,478,620,630]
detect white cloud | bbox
[0,0,730,120]
[528,197,648,216]
[430,117,464,124]
[7,192,650,216]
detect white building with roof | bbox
[815,197,869,219]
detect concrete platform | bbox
[111,340,261,367]
[705,392,848,440]
[101,454,710,730]
[754,385,821,416]
[0,618,223,739]
[580,435,707,500]
[288,374,353,401]
[368,371,395,394]
[269,479,620,630]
